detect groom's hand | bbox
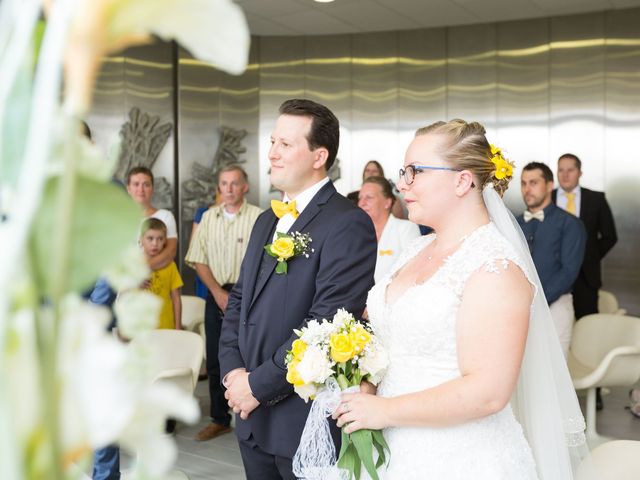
[225,371,259,419]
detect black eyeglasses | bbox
[399,164,461,185]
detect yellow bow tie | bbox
[523,210,544,223]
[379,249,394,256]
[271,199,299,219]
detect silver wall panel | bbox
[396,28,447,165]
[350,32,399,192]
[446,23,498,136]
[304,34,353,195]
[496,18,551,210]
[258,36,306,205]
[87,8,640,311]
[604,9,640,312]
[549,12,606,189]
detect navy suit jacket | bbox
[552,187,617,289]
[219,181,377,458]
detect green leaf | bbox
[351,429,378,480]
[275,261,287,274]
[337,441,357,479]
[338,429,350,460]
[372,430,389,468]
[30,176,142,296]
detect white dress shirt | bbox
[275,177,331,235]
[556,186,581,217]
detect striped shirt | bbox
[185,200,262,285]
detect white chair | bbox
[180,295,206,337]
[568,314,640,448]
[132,329,204,395]
[577,440,640,480]
[598,290,627,315]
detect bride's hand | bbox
[334,392,390,433]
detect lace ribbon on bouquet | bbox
[293,379,359,480]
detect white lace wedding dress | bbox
[366,223,539,479]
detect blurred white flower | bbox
[296,345,333,385]
[61,0,250,113]
[103,244,150,292]
[58,295,198,473]
[114,289,161,338]
[358,340,389,386]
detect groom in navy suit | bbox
[219,99,377,479]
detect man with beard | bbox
[517,162,586,358]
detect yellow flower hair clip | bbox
[489,144,514,180]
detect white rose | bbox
[359,342,389,385]
[294,383,319,403]
[296,345,333,384]
[332,308,354,329]
[114,289,162,339]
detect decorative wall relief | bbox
[114,107,173,208]
[181,126,248,219]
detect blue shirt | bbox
[517,203,586,305]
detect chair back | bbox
[571,314,640,365]
[577,440,640,480]
[570,314,640,388]
[132,329,204,393]
[598,290,626,315]
[181,295,205,332]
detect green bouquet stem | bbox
[334,365,389,480]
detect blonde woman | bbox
[335,120,591,479]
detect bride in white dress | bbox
[335,120,593,479]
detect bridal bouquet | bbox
[287,309,389,480]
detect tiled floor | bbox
[123,380,640,479]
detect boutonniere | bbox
[264,232,313,274]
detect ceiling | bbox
[235,0,640,36]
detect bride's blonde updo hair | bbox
[415,119,513,197]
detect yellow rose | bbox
[286,361,305,386]
[270,237,295,261]
[330,332,356,363]
[291,339,308,360]
[349,326,371,354]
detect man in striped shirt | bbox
[186,164,262,441]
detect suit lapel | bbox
[245,213,278,312]
[249,182,336,311]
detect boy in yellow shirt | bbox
[141,218,183,329]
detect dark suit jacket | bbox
[552,187,617,289]
[219,181,377,458]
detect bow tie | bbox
[523,210,544,223]
[271,199,299,219]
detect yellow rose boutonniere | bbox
[264,231,313,274]
[489,144,514,180]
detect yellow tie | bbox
[271,199,299,219]
[379,249,393,256]
[565,193,576,215]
